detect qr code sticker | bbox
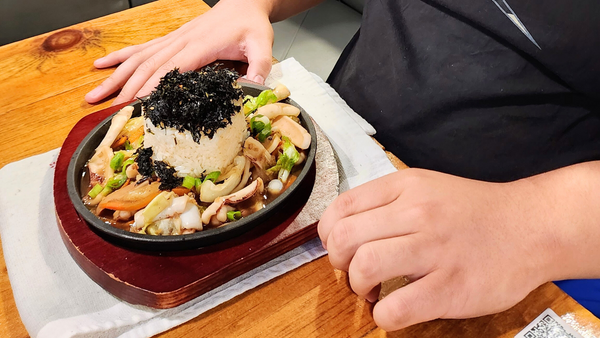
[515,309,584,338]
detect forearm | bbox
[214,0,325,22]
[517,161,600,281]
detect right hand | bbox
[85,0,274,105]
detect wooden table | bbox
[0,0,599,337]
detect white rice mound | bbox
[144,111,248,177]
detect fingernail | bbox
[87,85,103,99]
[252,75,265,84]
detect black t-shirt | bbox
[328,0,600,182]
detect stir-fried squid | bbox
[81,76,311,236]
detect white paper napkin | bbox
[0,58,396,338]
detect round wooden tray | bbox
[54,102,317,308]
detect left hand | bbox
[318,168,558,331]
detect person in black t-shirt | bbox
[84,0,600,331]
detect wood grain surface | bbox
[1,0,600,337]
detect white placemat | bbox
[0,58,397,338]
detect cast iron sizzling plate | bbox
[67,82,317,251]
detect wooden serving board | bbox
[53,103,317,309]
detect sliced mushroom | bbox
[273,84,290,101]
[254,103,300,121]
[243,137,275,169]
[201,178,264,224]
[200,156,245,202]
[271,116,311,150]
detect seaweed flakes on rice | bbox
[142,67,248,178]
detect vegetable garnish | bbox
[203,171,221,183]
[258,123,272,143]
[130,135,144,149]
[106,172,128,189]
[182,176,196,189]
[110,152,125,171]
[226,210,242,221]
[243,89,277,115]
[88,184,103,199]
[141,191,174,229]
[250,115,272,142]
[267,136,300,183]
[124,140,133,150]
[250,115,267,134]
[122,157,136,170]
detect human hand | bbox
[85,0,274,105]
[318,168,559,331]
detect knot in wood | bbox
[41,29,84,52]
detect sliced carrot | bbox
[128,126,145,145]
[172,187,190,196]
[284,175,297,190]
[99,181,161,211]
[111,135,128,149]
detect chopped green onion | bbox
[110,152,125,171]
[88,184,103,199]
[258,123,272,142]
[122,157,136,170]
[203,171,220,183]
[256,89,278,107]
[267,136,300,183]
[250,115,271,142]
[106,172,128,189]
[182,176,196,189]
[124,140,133,150]
[100,185,113,196]
[226,210,242,221]
[243,95,257,115]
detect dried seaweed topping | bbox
[154,161,183,190]
[135,147,154,177]
[141,66,243,141]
